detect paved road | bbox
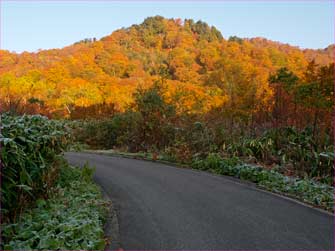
[65,152,333,250]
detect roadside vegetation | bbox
[192,155,333,211]
[71,60,334,212]
[0,114,109,250]
[0,16,333,227]
[72,69,334,185]
[86,149,334,212]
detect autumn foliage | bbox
[0,16,333,119]
[1,17,334,181]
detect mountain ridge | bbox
[0,16,333,117]
[2,17,334,54]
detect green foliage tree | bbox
[185,19,223,42]
[269,67,299,127]
[269,67,299,92]
[133,82,176,151]
[295,62,334,138]
[228,36,243,44]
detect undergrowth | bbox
[191,154,334,212]
[90,149,334,212]
[1,163,109,250]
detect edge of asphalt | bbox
[79,150,334,217]
[99,179,122,250]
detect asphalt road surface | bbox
[65,152,333,250]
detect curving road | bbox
[65,152,333,250]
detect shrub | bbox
[223,127,334,182]
[1,164,108,250]
[0,114,71,221]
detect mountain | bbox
[0,16,333,118]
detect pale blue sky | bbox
[1,0,334,53]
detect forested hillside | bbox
[1,16,334,187]
[0,16,333,120]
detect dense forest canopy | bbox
[0,16,333,121]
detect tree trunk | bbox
[312,109,319,141]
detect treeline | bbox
[1,16,333,184]
[73,60,334,185]
[0,16,333,120]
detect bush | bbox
[72,83,176,152]
[224,127,334,183]
[1,164,108,250]
[0,114,71,221]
